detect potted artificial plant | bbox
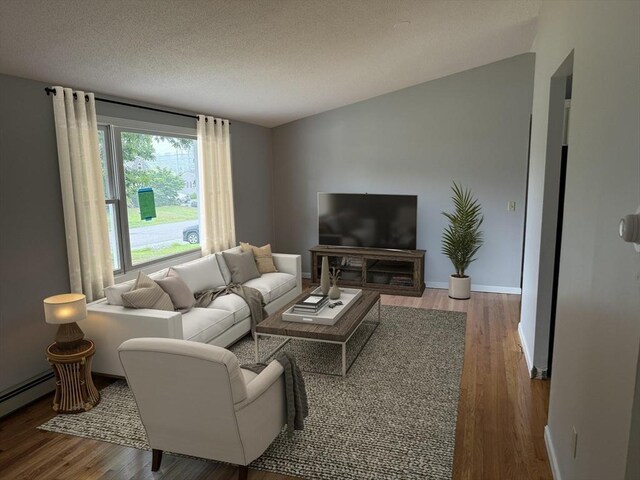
[442,182,484,300]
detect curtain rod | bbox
[44,87,228,124]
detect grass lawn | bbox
[128,206,198,229]
[131,242,199,265]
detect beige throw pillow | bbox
[240,242,278,274]
[121,272,174,311]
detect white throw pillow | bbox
[104,281,135,306]
[171,255,226,294]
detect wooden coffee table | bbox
[255,289,381,377]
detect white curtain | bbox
[52,87,114,302]
[197,115,236,254]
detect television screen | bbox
[318,193,417,250]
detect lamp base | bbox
[55,322,85,350]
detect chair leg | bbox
[238,464,248,480]
[152,449,163,471]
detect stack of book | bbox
[292,293,329,314]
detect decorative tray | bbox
[282,287,363,326]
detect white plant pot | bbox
[448,275,471,300]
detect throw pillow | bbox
[121,272,174,311]
[222,250,261,284]
[104,281,134,306]
[215,245,243,285]
[240,242,278,274]
[156,270,195,311]
[104,269,168,306]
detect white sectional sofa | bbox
[84,247,302,376]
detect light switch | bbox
[508,201,516,212]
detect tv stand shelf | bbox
[310,246,425,297]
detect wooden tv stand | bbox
[310,246,425,297]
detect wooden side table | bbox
[46,339,100,413]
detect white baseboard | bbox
[426,281,521,295]
[545,426,562,480]
[518,322,535,377]
[302,274,521,295]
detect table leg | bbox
[342,343,347,377]
[254,334,259,362]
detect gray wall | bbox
[0,73,273,399]
[520,1,640,478]
[0,75,69,394]
[271,53,535,291]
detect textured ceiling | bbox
[0,0,540,127]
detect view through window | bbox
[99,123,200,272]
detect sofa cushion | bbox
[240,242,278,274]
[207,293,251,324]
[171,255,225,294]
[215,246,242,285]
[181,307,235,343]
[104,269,168,306]
[121,272,174,311]
[223,251,261,284]
[155,271,195,311]
[243,272,297,304]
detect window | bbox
[98,120,200,274]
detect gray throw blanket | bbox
[194,284,267,337]
[242,351,309,436]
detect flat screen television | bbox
[318,193,417,250]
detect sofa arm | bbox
[273,253,302,292]
[84,301,183,377]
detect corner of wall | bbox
[545,425,562,480]
[518,321,535,378]
[268,126,277,248]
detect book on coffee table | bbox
[282,287,363,326]
[292,293,329,313]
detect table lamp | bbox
[43,293,87,350]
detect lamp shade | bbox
[43,293,87,325]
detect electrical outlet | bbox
[572,427,578,458]
[508,201,516,212]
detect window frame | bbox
[98,117,200,275]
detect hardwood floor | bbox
[0,289,552,480]
[384,289,552,480]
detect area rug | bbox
[39,305,466,479]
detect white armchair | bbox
[118,338,286,479]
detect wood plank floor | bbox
[0,289,552,480]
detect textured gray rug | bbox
[39,305,466,479]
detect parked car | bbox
[182,225,199,244]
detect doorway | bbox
[536,53,574,378]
